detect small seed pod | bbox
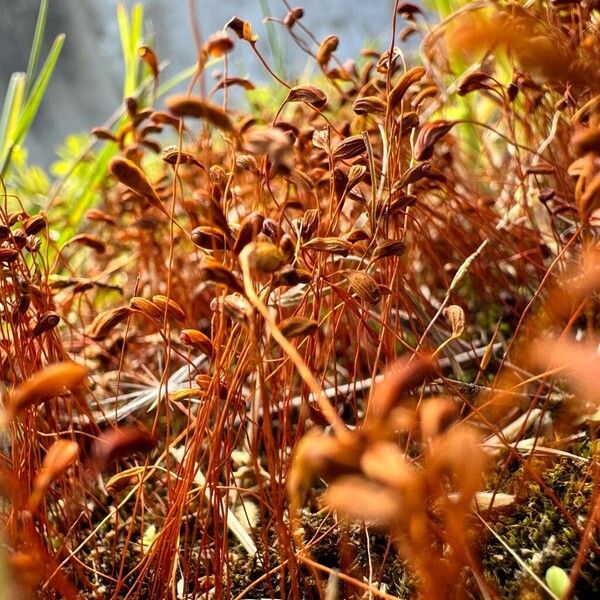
[443,305,465,337]
[86,307,131,340]
[0,247,19,263]
[343,270,381,304]
[180,328,213,356]
[233,212,264,255]
[166,95,234,132]
[32,311,61,337]
[191,225,228,250]
[303,236,352,255]
[332,135,367,160]
[129,297,165,321]
[235,154,259,174]
[150,111,181,128]
[284,7,304,28]
[161,145,205,169]
[261,218,280,239]
[316,34,339,68]
[91,426,157,472]
[246,241,286,274]
[279,233,296,261]
[273,265,312,287]
[152,295,186,324]
[67,234,106,254]
[203,31,234,58]
[352,95,387,116]
[8,361,88,417]
[86,208,117,226]
[91,127,118,142]
[108,156,167,216]
[388,66,426,112]
[12,231,27,249]
[278,316,319,340]
[372,240,406,261]
[285,85,328,109]
[199,261,244,294]
[23,213,47,236]
[17,294,31,314]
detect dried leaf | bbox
[443,305,465,337]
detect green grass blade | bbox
[258,0,286,80]
[157,64,198,97]
[1,34,65,178]
[0,73,27,162]
[25,0,49,94]
[118,3,144,98]
[55,143,114,248]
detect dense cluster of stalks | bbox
[2,0,600,598]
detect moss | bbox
[481,439,599,599]
[230,511,416,598]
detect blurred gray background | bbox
[0,0,406,166]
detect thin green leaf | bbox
[25,0,49,94]
[0,73,27,162]
[55,143,114,248]
[1,34,65,177]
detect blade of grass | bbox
[476,514,560,600]
[118,3,145,99]
[0,73,27,165]
[0,34,65,178]
[25,0,49,94]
